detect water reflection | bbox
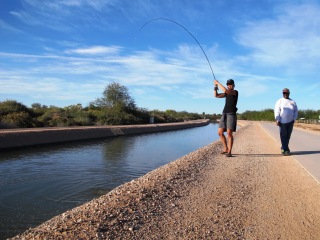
[0,123,219,239]
[103,136,132,161]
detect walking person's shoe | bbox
[283,151,291,156]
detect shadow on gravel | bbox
[234,154,281,157]
[291,151,320,155]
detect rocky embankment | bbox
[11,121,320,239]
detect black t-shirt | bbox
[223,90,238,113]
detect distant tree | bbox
[31,103,42,109]
[91,82,136,112]
[63,104,94,126]
[65,104,83,111]
[298,109,320,119]
[239,108,276,121]
[89,82,139,125]
[31,103,48,117]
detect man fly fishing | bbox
[214,79,239,157]
[140,19,241,157]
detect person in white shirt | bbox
[274,88,298,156]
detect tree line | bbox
[0,82,208,129]
[240,109,320,122]
[1,82,319,128]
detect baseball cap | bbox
[226,79,234,85]
[282,88,290,93]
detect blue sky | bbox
[1,0,319,114]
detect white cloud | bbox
[235,3,320,71]
[0,42,221,108]
[65,46,122,55]
[0,20,23,33]
[10,10,39,25]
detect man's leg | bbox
[218,127,228,152]
[278,125,284,153]
[286,121,294,152]
[280,123,289,152]
[226,129,234,154]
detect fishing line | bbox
[139,18,216,80]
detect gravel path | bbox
[11,121,320,239]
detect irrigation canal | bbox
[0,123,220,239]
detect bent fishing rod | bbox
[139,18,216,80]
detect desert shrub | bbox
[0,112,34,128]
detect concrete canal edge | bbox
[0,119,210,150]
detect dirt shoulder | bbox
[294,122,320,132]
[12,122,320,239]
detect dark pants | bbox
[279,121,294,152]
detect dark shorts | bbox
[219,113,237,132]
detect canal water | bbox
[0,123,219,239]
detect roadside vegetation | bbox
[0,82,209,129]
[0,82,319,129]
[240,109,320,123]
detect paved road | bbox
[260,121,320,183]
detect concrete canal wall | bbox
[0,119,210,150]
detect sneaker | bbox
[283,151,290,156]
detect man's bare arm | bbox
[214,79,237,96]
[213,80,225,98]
[214,79,227,98]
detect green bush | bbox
[0,112,34,128]
[0,100,37,128]
[37,108,68,127]
[0,100,32,116]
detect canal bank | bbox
[0,119,209,150]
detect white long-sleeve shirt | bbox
[274,98,298,124]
